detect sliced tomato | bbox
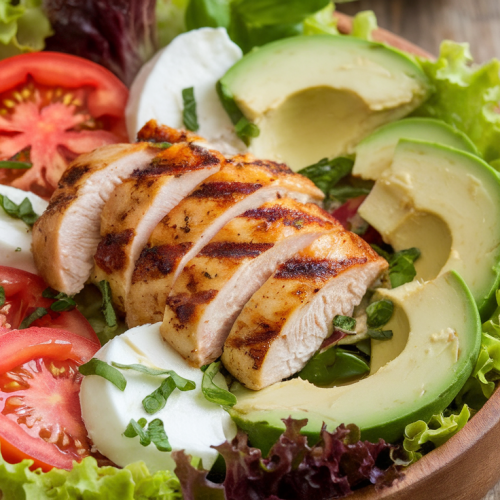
[0,52,129,199]
[0,327,106,471]
[0,266,99,344]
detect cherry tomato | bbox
[0,265,99,344]
[0,52,129,199]
[0,327,106,471]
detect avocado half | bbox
[220,35,430,171]
[359,139,500,318]
[230,272,480,454]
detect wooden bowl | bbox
[334,12,499,500]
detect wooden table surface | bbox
[335,1,500,498]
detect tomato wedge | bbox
[0,266,99,344]
[0,52,129,198]
[0,327,106,471]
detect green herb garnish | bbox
[299,157,354,194]
[124,418,150,446]
[0,160,32,169]
[143,377,177,415]
[148,418,172,452]
[42,287,77,312]
[182,87,199,132]
[366,299,394,329]
[201,361,237,407]
[19,307,48,329]
[0,286,4,307]
[333,315,356,333]
[98,280,117,328]
[372,245,421,289]
[78,359,127,391]
[367,329,394,340]
[0,194,39,227]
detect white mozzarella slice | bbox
[0,185,48,273]
[80,323,236,472]
[126,27,245,155]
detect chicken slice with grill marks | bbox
[126,155,324,327]
[161,198,337,366]
[222,231,388,390]
[92,142,224,312]
[32,142,159,295]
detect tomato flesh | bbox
[0,265,99,344]
[0,328,105,471]
[0,52,128,198]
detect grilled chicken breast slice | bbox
[222,232,388,390]
[32,143,158,295]
[136,119,204,145]
[162,198,337,366]
[126,156,324,327]
[92,142,223,311]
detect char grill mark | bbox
[198,242,274,259]
[275,257,369,281]
[132,243,193,284]
[232,156,293,176]
[58,164,91,188]
[44,193,76,216]
[94,229,135,274]
[240,206,334,228]
[131,143,221,179]
[167,289,218,325]
[188,182,262,199]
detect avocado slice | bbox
[353,118,479,180]
[220,35,430,171]
[359,140,500,318]
[230,272,480,453]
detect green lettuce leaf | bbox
[0,0,52,60]
[156,0,189,48]
[0,452,182,500]
[351,10,377,41]
[413,41,500,164]
[403,404,470,463]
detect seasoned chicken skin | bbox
[126,155,324,327]
[92,142,223,311]
[32,142,158,295]
[161,198,337,366]
[222,232,388,390]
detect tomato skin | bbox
[0,327,100,471]
[0,52,128,126]
[0,266,100,344]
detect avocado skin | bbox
[229,272,481,454]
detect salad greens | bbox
[0,0,52,59]
[0,451,182,500]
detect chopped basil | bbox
[372,245,421,289]
[42,287,76,312]
[367,329,394,340]
[182,87,199,132]
[148,418,172,452]
[98,280,117,328]
[124,418,171,452]
[333,315,356,333]
[124,418,150,446]
[0,194,39,227]
[111,363,196,391]
[143,377,177,415]
[202,361,237,407]
[150,141,172,149]
[0,160,32,169]
[366,299,394,329]
[15,247,21,252]
[78,359,127,391]
[0,286,5,307]
[19,307,48,329]
[328,184,371,204]
[216,80,260,146]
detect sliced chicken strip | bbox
[92,142,224,311]
[127,156,324,327]
[162,198,337,366]
[32,142,158,295]
[136,119,204,145]
[222,232,388,390]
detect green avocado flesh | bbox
[230,272,480,454]
[353,118,479,180]
[359,139,500,318]
[220,35,430,171]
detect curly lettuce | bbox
[413,41,500,164]
[403,405,470,463]
[0,0,52,59]
[0,453,182,500]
